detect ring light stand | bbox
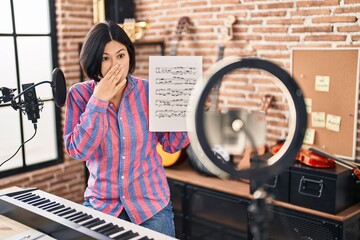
[187,57,307,240]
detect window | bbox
[0,0,62,177]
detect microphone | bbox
[21,83,42,124]
[1,68,67,124]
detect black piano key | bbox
[47,204,65,213]
[5,188,37,197]
[27,197,45,205]
[64,211,83,219]
[137,237,154,240]
[53,207,71,215]
[67,212,87,222]
[68,212,87,222]
[94,223,114,233]
[32,199,50,206]
[13,192,33,200]
[38,201,56,209]
[113,230,139,240]
[80,217,101,227]
[42,202,60,211]
[20,195,39,202]
[103,226,124,236]
[73,214,92,223]
[85,219,105,229]
[58,208,76,217]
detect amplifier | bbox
[289,163,360,214]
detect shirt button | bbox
[122,136,125,140]
[122,196,125,199]
[120,117,122,120]
[121,176,124,179]
[122,156,125,159]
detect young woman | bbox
[63,20,189,237]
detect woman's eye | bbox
[117,54,125,59]
[102,56,109,61]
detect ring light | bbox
[187,57,307,180]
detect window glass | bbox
[23,101,58,165]
[0,0,60,177]
[0,0,13,33]
[17,36,53,99]
[0,37,17,89]
[0,107,23,171]
[13,0,50,34]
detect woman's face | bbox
[101,40,130,79]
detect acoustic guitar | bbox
[158,16,191,167]
[210,15,236,110]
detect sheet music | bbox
[149,56,202,131]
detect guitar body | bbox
[158,16,190,168]
[157,144,185,167]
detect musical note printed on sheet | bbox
[149,56,202,131]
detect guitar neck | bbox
[216,45,225,62]
[209,44,225,111]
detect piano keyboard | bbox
[0,188,176,240]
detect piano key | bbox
[23,195,41,202]
[38,201,57,209]
[64,211,83,219]
[73,214,92,223]
[137,237,154,240]
[103,225,124,236]
[13,192,33,200]
[81,217,104,228]
[70,212,88,222]
[112,230,139,240]
[0,188,176,240]
[94,222,114,233]
[90,221,110,231]
[32,199,51,207]
[42,202,60,211]
[57,208,76,218]
[53,206,71,215]
[27,197,46,205]
[47,204,66,212]
[19,195,39,202]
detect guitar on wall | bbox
[157,16,191,167]
[187,15,236,175]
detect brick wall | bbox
[1,0,360,203]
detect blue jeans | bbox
[83,200,175,237]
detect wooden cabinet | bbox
[166,161,360,240]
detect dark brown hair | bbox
[80,20,135,82]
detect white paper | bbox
[149,56,202,131]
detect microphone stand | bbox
[1,81,52,124]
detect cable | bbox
[0,123,38,168]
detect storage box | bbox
[250,167,290,203]
[289,163,360,214]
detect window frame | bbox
[0,0,63,178]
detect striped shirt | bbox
[63,75,189,224]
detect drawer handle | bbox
[298,176,323,198]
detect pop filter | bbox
[51,68,66,107]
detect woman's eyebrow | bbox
[103,49,126,55]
